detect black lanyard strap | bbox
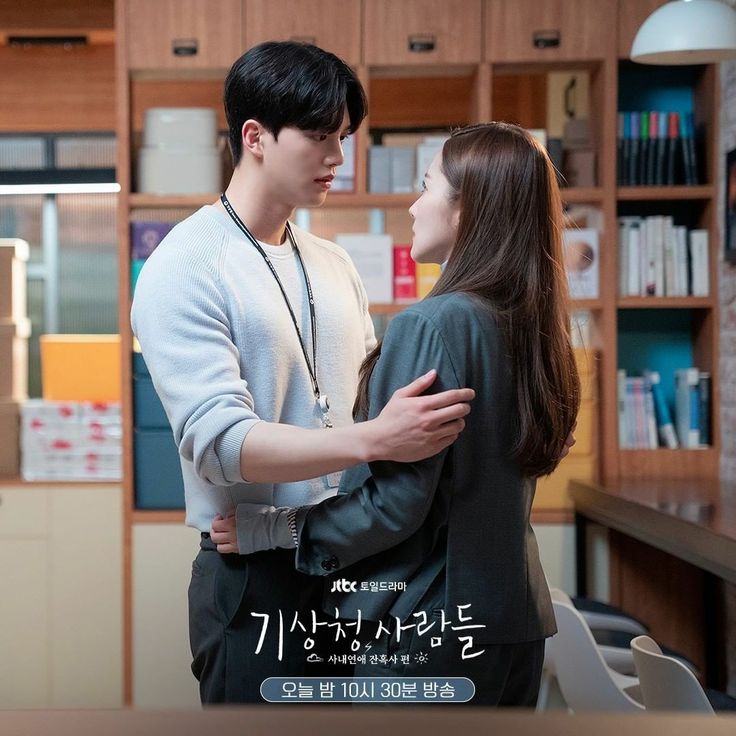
[220,193,322,403]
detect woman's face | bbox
[409,152,460,264]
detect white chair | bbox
[541,589,644,713]
[630,635,714,713]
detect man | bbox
[131,41,474,704]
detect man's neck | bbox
[217,167,293,246]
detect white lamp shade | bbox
[631,0,736,64]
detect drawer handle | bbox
[290,35,317,45]
[408,34,436,53]
[172,38,198,57]
[533,30,560,49]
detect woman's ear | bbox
[241,120,264,160]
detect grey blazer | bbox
[294,292,556,645]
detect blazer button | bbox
[321,555,339,571]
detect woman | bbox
[213,122,580,705]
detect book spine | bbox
[646,111,658,186]
[629,112,640,187]
[655,110,668,186]
[639,111,650,187]
[627,223,641,297]
[663,216,676,297]
[667,112,679,186]
[646,371,679,449]
[688,229,710,297]
[621,112,631,187]
[618,369,628,448]
[686,112,699,185]
[617,112,625,186]
[680,112,694,186]
[698,371,711,446]
[644,378,658,448]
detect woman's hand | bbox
[211,512,238,554]
[211,504,295,555]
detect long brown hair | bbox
[354,122,580,477]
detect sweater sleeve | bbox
[131,242,261,486]
[294,308,461,574]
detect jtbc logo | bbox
[330,578,358,593]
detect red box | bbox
[393,245,416,302]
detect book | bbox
[563,228,599,299]
[646,111,658,186]
[663,216,676,297]
[392,245,417,302]
[617,113,625,186]
[675,226,689,296]
[390,146,416,194]
[629,112,640,186]
[617,369,628,448]
[688,229,709,296]
[655,110,668,186]
[335,233,393,303]
[682,112,699,185]
[666,112,679,185]
[621,112,631,186]
[416,261,442,299]
[698,371,711,446]
[368,146,391,193]
[130,221,174,260]
[675,367,700,448]
[639,111,649,187]
[644,370,679,448]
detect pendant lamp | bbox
[631,0,736,64]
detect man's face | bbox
[260,109,351,209]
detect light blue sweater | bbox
[131,205,376,533]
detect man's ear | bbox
[241,119,265,160]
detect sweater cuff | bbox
[215,418,263,484]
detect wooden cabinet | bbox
[486,0,616,63]
[363,0,482,66]
[0,536,49,707]
[132,524,201,708]
[244,0,361,66]
[0,485,123,708]
[126,0,242,71]
[617,0,668,59]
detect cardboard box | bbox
[0,318,30,400]
[20,399,122,481]
[40,334,121,402]
[0,400,20,477]
[0,239,29,321]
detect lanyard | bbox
[220,193,332,427]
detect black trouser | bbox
[353,572,546,707]
[188,534,350,704]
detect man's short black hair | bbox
[224,41,368,166]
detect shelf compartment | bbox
[619,447,719,481]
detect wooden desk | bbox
[570,479,736,689]
[0,708,735,736]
